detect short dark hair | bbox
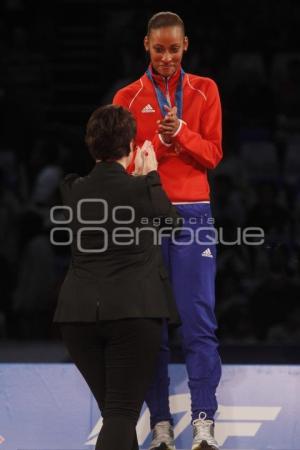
[147,11,185,36]
[85,105,136,161]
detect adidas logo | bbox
[142,104,155,113]
[201,248,213,258]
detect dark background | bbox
[0,0,300,361]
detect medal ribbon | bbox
[146,67,185,119]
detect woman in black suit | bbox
[54,105,180,450]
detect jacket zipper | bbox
[165,77,171,106]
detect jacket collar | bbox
[91,161,127,175]
[148,64,182,92]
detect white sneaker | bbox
[191,412,219,450]
[149,421,176,450]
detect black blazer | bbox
[54,161,181,323]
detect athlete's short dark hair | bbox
[147,11,185,36]
[85,105,136,161]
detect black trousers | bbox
[60,319,162,450]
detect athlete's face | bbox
[144,26,188,78]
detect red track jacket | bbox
[113,66,223,202]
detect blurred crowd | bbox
[0,0,300,343]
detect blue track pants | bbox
[145,203,222,426]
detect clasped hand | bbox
[133,140,158,176]
[157,105,180,144]
[134,105,181,175]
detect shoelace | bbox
[192,412,219,447]
[152,421,173,445]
